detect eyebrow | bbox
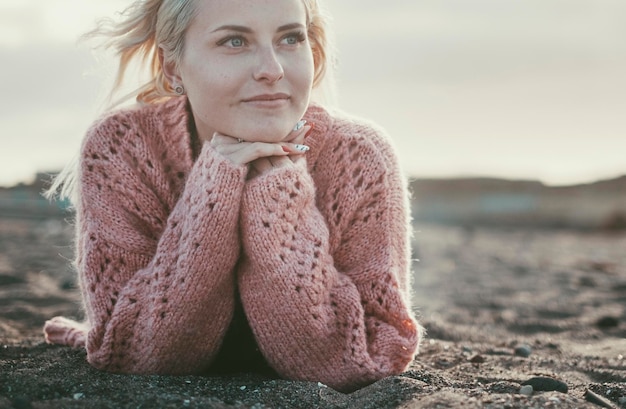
[211,23,305,34]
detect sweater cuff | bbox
[195,141,249,185]
[243,163,315,224]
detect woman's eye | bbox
[219,36,246,48]
[228,37,244,47]
[281,32,305,46]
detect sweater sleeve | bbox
[238,130,420,392]
[75,115,246,374]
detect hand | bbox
[248,122,312,178]
[210,122,313,178]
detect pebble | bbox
[596,316,620,329]
[584,390,617,408]
[470,355,486,364]
[487,348,512,356]
[73,393,84,400]
[519,385,534,396]
[514,344,532,358]
[521,376,568,393]
[578,276,597,287]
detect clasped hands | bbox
[210,121,313,179]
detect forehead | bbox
[190,0,307,31]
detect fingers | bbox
[280,123,312,156]
[250,158,273,175]
[210,120,313,167]
[212,134,289,166]
[249,155,296,179]
[269,156,293,168]
[281,141,310,154]
[284,121,313,145]
[280,124,311,165]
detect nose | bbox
[252,47,284,84]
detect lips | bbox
[242,93,290,102]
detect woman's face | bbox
[176,0,314,143]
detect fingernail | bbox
[282,146,290,153]
[294,144,310,152]
[304,123,315,138]
[293,120,307,131]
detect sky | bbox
[0,0,625,187]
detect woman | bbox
[44,0,420,392]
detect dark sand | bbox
[1,216,625,408]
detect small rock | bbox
[587,260,616,274]
[514,344,532,358]
[584,390,616,408]
[519,385,533,396]
[240,386,246,390]
[578,276,597,287]
[73,393,84,400]
[487,348,513,356]
[470,355,486,364]
[60,279,76,290]
[522,376,568,393]
[596,316,620,329]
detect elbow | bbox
[84,332,158,374]
[315,339,420,393]
[85,344,143,374]
[85,336,215,375]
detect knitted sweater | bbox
[44,96,420,392]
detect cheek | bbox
[188,70,237,114]
[297,52,315,94]
[182,52,236,98]
[295,47,315,77]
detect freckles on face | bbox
[178,0,315,143]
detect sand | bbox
[1,216,625,408]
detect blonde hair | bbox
[46,0,333,201]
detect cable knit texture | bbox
[44,96,420,392]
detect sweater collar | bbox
[302,103,332,173]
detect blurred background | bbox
[2,4,625,398]
[1,0,625,228]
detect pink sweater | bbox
[44,96,420,391]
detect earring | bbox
[174,85,185,95]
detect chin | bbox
[240,119,298,143]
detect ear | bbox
[159,45,183,87]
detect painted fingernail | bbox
[304,123,315,138]
[294,144,310,152]
[293,120,307,131]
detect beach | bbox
[1,215,625,408]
